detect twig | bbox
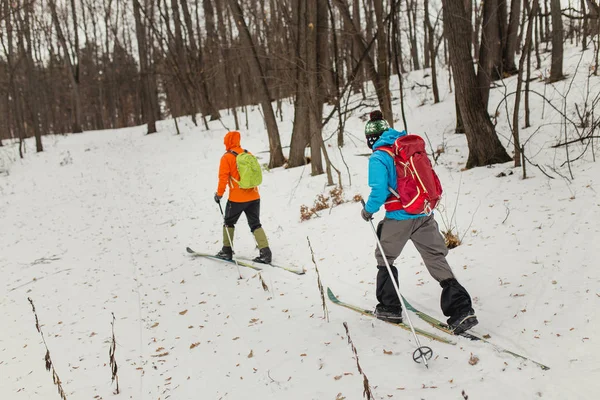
[343,322,373,400]
[258,273,270,292]
[109,313,120,394]
[28,298,68,400]
[306,237,328,322]
[502,204,511,224]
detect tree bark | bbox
[289,0,310,168]
[228,0,284,168]
[424,0,440,103]
[549,0,564,81]
[307,0,324,176]
[477,0,500,111]
[504,0,522,74]
[512,0,539,167]
[442,0,512,168]
[133,0,158,133]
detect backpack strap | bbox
[374,146,401,199]
[228,149,249,156]
[375,146,395,159]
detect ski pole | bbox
[218,200,243,280]
[361,200,433,368]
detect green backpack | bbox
[229,150,263,189]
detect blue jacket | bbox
[365,128,426,220]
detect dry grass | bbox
[443,229,461,249]
[28,298,68,400]
[299,187,363,221]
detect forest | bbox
[0,0,599,172]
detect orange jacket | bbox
[216,131,260,203]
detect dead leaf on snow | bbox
[383,349,393,355]
[248,350,254,358]
[468,353,479,365]
[179,310,188,315]
[151,352,169,358]
[151,322,159,328]
[334,375,343,380]
[190,342,200,349]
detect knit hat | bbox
[364,110,389,149]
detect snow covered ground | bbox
[1,46,599,399]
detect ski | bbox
[186,247,263,271]
[327,288,455,345]
[186,247,305,275]
[401,295,550,370]
[236,256,306,275]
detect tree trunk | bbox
[48,0,83,133]
[442,0,512,168]
[214,0,238,122]
[15,4,43,151]
[307,0,324,176]
[289,0,310,168]
[133,0,158,133]
[477,0,500,111]
[512,0,539,167]
[406,0,420,70]
[228,0,285,168]
[582,0,588,50]
[199,0,222,120]
[549,0,564,81]
[504,0,522,75]
[494,0,508,79]
[424,0,440,103]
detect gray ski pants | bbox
[375,215,455,282]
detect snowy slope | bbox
[1,46,599,400]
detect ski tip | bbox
[186,247,194,253]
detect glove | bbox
[214,193,222,203]
[361,208,373,222]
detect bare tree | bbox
[512,0,539,168]
[477,0,500,111]
[549,0,565,81]
[424,0,440,103]
[133,0,159,134]
[504,0,522,74]
[334,0,393,124]
[442,0,512,168]
[48,0,83,133]
[227,0,285,168]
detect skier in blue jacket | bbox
[361,110,478,334]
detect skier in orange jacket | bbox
[214,131,271,263]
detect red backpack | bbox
[376,134,442,215]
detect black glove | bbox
[361,208,373,222]
[214,193,222,203]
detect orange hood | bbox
[224,131,241,151]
